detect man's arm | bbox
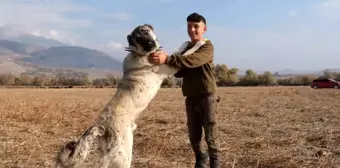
[165,41,214,68]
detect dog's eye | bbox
[141,29,149,34]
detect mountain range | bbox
[0,26,338,79]
[0,26,123,78]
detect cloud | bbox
[104,12,132,21]
[205,0,340,71]
[137,0,173,2]
[311,0,340,21]
[1,0,338,71]
[30,29,85,45]
[103,41,124,50]
[97,41,126,60]
[0,0,92,29]
[0,0,93,44]
[0,0,132,58]
[288,10,297,16]
[159,0,173,2]
[314,0,340,11]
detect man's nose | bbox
[188,28,195,32]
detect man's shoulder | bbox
[200,39,214,51]
[203,39,213,47]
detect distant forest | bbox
[0,64,339,88]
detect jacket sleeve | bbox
[165,41,214,68]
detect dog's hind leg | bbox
[56,125,105,168]
[125,127,134,168]
[97,125,134,168]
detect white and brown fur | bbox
[55,24,207,168]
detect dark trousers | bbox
[185,93,221,161]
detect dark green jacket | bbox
[165,40,217,97]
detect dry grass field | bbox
[1,86,340,168]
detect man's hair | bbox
[186,13,206,25]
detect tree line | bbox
[0,73,114,88]
[0,64,339,88]
[161,64,340,88]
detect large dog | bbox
[55,24,208,168]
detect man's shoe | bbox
[194,153,208,168]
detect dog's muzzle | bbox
[143,39,156,51]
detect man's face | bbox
[187,21,207,42]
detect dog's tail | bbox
[55,124,108,168]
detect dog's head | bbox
[125,24,160,55]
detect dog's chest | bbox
[123,54,158,72]
[119,54,164,110]
[126,72,163,107]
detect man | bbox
[148,13,221,168]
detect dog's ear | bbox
[144,24,153,30]
[127,34,134,46]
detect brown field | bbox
[1,87,340,168]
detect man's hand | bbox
[148,50,168,64]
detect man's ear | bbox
[127,34,134,46]
[204,26,207,32]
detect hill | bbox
[0,25,123,77]
[0,39,123,78]
[0,39,44,55]
[0,26,66,48]
[22,46,122,71]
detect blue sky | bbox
[0,0,339,72]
